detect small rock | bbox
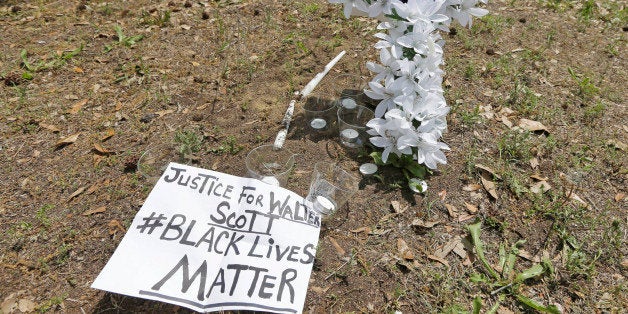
[486,48,495,55]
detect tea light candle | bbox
[340,128,359,142]
[310,118,327,130]
[314,195,336,214]
[359,163,378,176]
[261,176,280,186]
[340,98,357,109]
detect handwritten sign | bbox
[92,163,321,313]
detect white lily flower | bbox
[329,0,369,18]
[393,0,449,26]
[445,0,489,27]
[366,47,401,83]
[366,0,394,19]
[367,109,413,163]
[398,130,450,169]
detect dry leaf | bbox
[529,157,539,169]
[434,237,462,259]
[475,164,501,180]
[530,181,552,194]
[93,143,115,155]
[480,176,499,199]
[17,299,37,312]
[67,186,86,202]
[463,184,482,192]
[438,190,447,201]
[530,173,548,181]
[350,227,371,234]
[82,206,106,216]
[606,139,627,151]
[615,193,626,202]
[568,193,588,207]
[464,202,478,213]
[39,122,60,133]
[390,200,408,214]
[621,258,628,270]
[369,228,392,236]
[501,115,513,128]
[458,213,475,222]
[517,249,541,263]
[115,101,123,111]
[427,254,449,267]
[155,109,175,117]
[108,219,126,235]
[55,133,80,148]
[411,218,440,229]
[68,98,88,114]
[100,128,115,141]
[452,240,467,259]
[328,237,345,256]
[444,204,458,218]
[73,66,84,73]
[397,238,414,260]
[310,286,329,294]
[518,118,549,133]
[497,306,516,314]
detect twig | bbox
[273,50,346,150]
[490,282,513,296]
[325,259,350,280]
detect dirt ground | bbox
[0,0,626,313]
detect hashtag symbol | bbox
[136,212,167,234]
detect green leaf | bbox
[515,263,545,282]
[498,243,506,271]
[22,71,33,80]
[469,272,489,283]
[516,294,561,313]
[468,222,501,280]
[405,161,427,178]
[20,49,36,72]
[472,296,482,314]
[504,240,523,280]
[62,44,84,60]
[369,151,386,165]
[486,294,505,314]
[114,25,125,42]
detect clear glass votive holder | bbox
[337,104,374,148]
[245,144,295,187]
[302,93,337,135]
[305,162,358,218]
[137,145,175,184]
[332,73,367,103]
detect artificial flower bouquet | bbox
[328,0,488,192]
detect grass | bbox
[467,221,560,313]
[174,129,204,157]
[104,25,144,52]
[497,130,533,163]
[36,204,54,227]
[568,67,599,100]
[20,44,83,79]
[0,0,625,312]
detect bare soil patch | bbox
[1,0,626,313]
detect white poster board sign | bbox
[92,162,321,313]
